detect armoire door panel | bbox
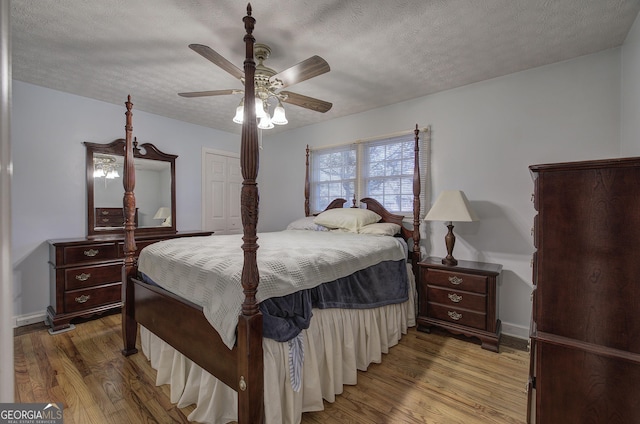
[535,342,640,424]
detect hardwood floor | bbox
[14,314,529,423]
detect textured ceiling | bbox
[11,0,640,135]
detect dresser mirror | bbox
[85,139,177,238]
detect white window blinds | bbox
[310,127,429,216]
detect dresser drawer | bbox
[94,207,138,228]
[427,302,486,330]
[64,283,121,313]
[426,269,488,294]
[63,243,117,264]
[427,285,486,312]
[95,207,122,217]
[95,215,125,227]
[117,239,161,257]
[65,263,122,290]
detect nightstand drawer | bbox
[428,303,486,330]
[64,283,121,313]
[65,263,122,290]
[426,269,488,294]
[427,286,486,312]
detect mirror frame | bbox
[85,139,177,238]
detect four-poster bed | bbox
[121,5,422,423]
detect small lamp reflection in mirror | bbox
[153,207,171,227]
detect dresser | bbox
[527,158,640,423]
[417,257,502,352]
[47,231,212,332]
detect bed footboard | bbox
[132,278,238,389]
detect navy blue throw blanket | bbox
[260,259,409,342]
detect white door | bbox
[202,149,242,234]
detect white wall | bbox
[622,10,640,155]
[11,81,239,324]
[260,48,622,338]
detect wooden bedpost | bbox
[305,145,310,217]
[412,125,421,275]
[121,95,138,356]
[237,4,265,423]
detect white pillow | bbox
[313,208,381,233]
[286,217,328,231]
[359,222,401,236]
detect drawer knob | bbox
[84,249,99,257]
[101,210,109,215]
[448,293,462,303]
[75,273,91,281]
[448,276,463,285]
[448,310,462,321]
[102,218,110,222]
[75,294,91,304]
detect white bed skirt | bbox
[140,266,416,424]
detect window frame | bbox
[309,127,429,217]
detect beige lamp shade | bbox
[153,207,171,227]
[424,190,478,222]
[153,207,171,220]
[425,190,478,266]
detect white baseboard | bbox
[14,311,47,328]
[501,321,530,340]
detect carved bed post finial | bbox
[121,95,138,356]
[238,5,264,424]
[412,125,421,268]
[305,145,310,217]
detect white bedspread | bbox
[138,230,407,349]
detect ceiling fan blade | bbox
[178,89,238,98]
[281,91,332,113]
[271,56,330,89]
[189,44,244,80]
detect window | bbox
[310,128,428,216]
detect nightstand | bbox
[417,257,502,352]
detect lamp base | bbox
[441,256,458,266]
[442,222,458,266]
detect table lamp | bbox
[424,190,478,266]
[153,207,171,227]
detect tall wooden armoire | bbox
[527,157,640,423]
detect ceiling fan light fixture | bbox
[183,43,331,130]
[271,101,288,125]
[233,99,244,124]
[105,169,120,179]
[255,97,268,120]
[258,113,274,130]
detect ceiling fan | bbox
[178,43,332,127]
